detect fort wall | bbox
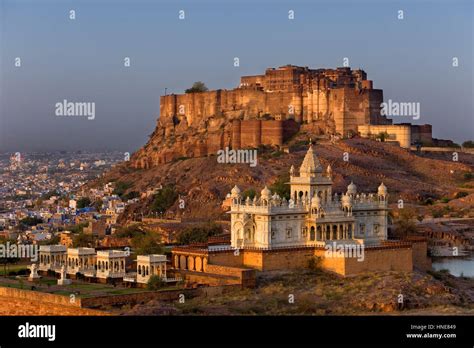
[406,238,432,271]
[358,124,412,148]
[344,246,413,275]
[132,65,400,167]
[172,242,418,281]
[0,286,81,307]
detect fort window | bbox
[302,227,307,238]
[359,224,366,236]
[286,228,292,239]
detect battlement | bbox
[159,65,385,135]
[240,65,370,93]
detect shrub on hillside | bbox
[147,275,166,290]
[177,223,223,245]
[151,185,178,213]
[242,189,257,200]
[269,173,291,200]
[113,181,132,198]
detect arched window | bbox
[310,226,315,241]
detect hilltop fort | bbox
[132,65,433,168]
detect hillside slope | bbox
[89,138,474,222]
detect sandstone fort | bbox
[132,64,433,168]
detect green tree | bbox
[115,223,146,238]
[375,131,390,142]
[150,185,178,213]
[20,216,43,227]
[462,140,474,148]
[132,233,163,255]
[177,223,223,245]
[123,191,139,200]
[242,189,257,200]
[392,208,417,239]
[185,81,208,93]
[73,233,96,247]
[147,275,165,290]
[113,181,132,198]
[76,197,91,209]
[269,173,291,200]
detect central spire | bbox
[299,143,322,177]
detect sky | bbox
[0,0,473,153]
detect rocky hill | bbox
[91,135,474,223]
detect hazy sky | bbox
[0,0,472,152]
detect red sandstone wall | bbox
[242,250,264,270]
[232,120,241,149]
[261,121,283,146]
[410,241,432,271]
[209,251,243,267]
[260,248,315,270]
[230,119,298,150]
[344,247,413,275]
[240,119,262,148]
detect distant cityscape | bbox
[0,151,124,244]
